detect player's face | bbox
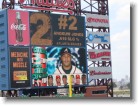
[82,76,86,84]
[56,78,61,83]
[61,54,71,67]
[63,78,67,84]
[48,78,53,86]
[76,79,80,84]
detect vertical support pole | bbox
[69,75,72,97]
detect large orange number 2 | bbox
[69,16,77,30]
[30,13,52,45]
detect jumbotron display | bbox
[7,9,86,88]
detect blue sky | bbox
[0,0,130,81]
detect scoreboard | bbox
[0,9,112,90]
[0,9,87,89]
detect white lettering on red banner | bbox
[19,0,75,14]
[11,24,26,30]
[89,52,110,59]
[88,50,111,61]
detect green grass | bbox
[113,90,130,95]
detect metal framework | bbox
[1,0,113,97]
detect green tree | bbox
[119,86,123,90]
[127,82,130,89]
[113,82,117,88]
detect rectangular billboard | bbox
[9,47,30,88]
[32,46,87,87]
[30,12,85,47]
[8,10,30,46]
[87,32,110,44]
[88,49,111,61]
[89,67,112,80]
[86,14,109,27]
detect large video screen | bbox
[32,47,87,87]
[8,10,87,89]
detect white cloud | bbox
[111,29,130,80]
[116,4,130,21]
[119,45,129,49]
[111,44,130,79]
[111,30,130,42]
[109,0,130,23]
[109,0,130,6]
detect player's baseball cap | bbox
[60,48,71,56]
[82,74,86,77]
[71,75,74,78]
[48,75,53,79]
[62,75,67,78]
[56,75,61,79]
[76,75,80,79]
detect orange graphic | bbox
[13,71,27,81]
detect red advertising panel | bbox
[88,49,111,61]
[8,10,30,45]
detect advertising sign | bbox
[87,32,110,44]
[88,49,111,61]
[89,67,112,80]
[86,14,109,27]
[9,47,30,88]
[8,10,30,45]
[32,47,48,87]
[32,46,87,87]
[18,0,75,14]
[51,14,85,47]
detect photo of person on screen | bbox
[48,75,53,86]
[82,74,87,85]
[54,48,82,74]
[75,74,80,85]
[62,75,68,86]
[56,75,61,86]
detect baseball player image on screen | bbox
[48,75,53,86]
[56,75,61,86]
[82,74,87,85]
[62,75,68,86]
[54,48,82,74]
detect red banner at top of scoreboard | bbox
[18,0,75,14]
